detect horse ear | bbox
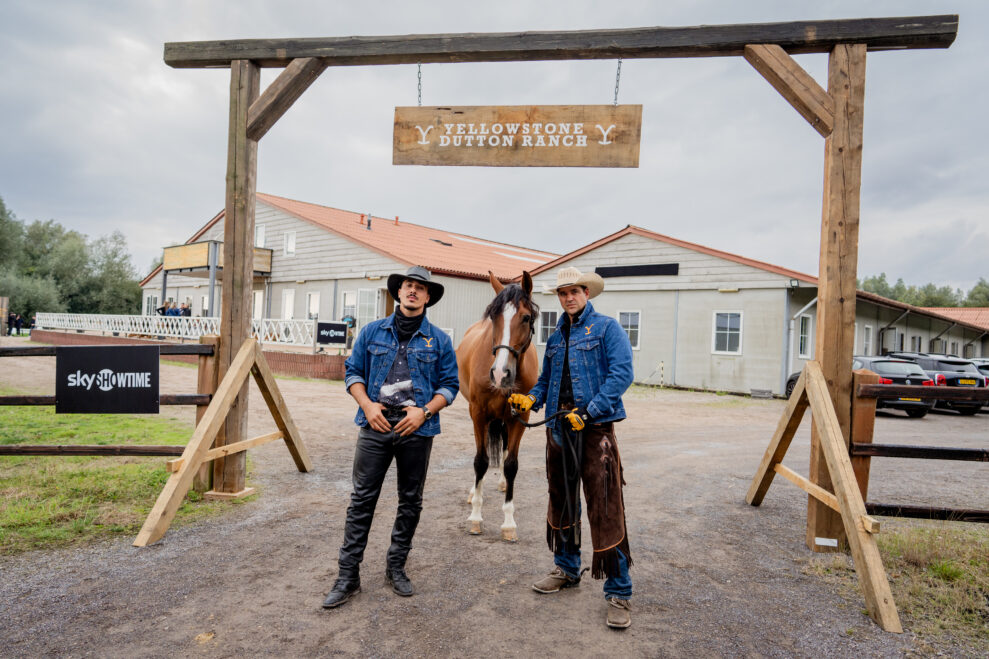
[521,271,533,295]
[489,270,504,293]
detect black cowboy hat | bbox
[387,265,444,308]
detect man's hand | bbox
[508,393,535,413]
[565,407,589,431]
[394,406,427,437]
[361,401,391,433]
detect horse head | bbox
[485,271,537,391]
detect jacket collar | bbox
[557,301,595,331]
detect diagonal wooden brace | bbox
[744,44,835,137]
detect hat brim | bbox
[556,272,604,299]
[387,273,444,307]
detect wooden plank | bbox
[164,16,958,68]
[743,44,834,137]
[850,369,880,501]
[773,463,840,512]
[805,361,902,633]
[0,445,184,456]
[162,242,211,271]
[193,335,220,493]
[214,59,259,495]
[246,57,327,141]
[860,515,881,534]
[851,443,989,462]
[807,43,867,553]
[393,105,642,168]
[0,344,213,357]
[866,503,989,524]
[0,394,209,406]
[167,431,284,472]
[746,370,809,506]
[251,342,313,472]
[857,384,989,401]
[133,339,257,547]
[252,247,273,273]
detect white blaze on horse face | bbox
[491,302,517,386]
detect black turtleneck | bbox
[394,309,425,341]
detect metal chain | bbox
[417,62,422,106]
[613,58,622,106]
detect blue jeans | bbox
[555,548,632,599]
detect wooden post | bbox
[212,59,259,497]
[850,369,880,500]
[807,43,866,552]
[192,335,220,493]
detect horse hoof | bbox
[469,521,483,535]
[467,494,473,504]
[498,482,507,493]
[501,528,518,543]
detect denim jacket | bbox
[344,313,459,437]
[528,301,633,439]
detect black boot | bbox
[322,575,361,609]
[385,566,414,597]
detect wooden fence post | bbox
[850,369,879,500]
[193,335,220,493]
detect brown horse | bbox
[456,271,539,541]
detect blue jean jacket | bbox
[344,313,459,437]
[528,301,633,439]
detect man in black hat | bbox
[323,265,459,609]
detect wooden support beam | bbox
[250,342,313,472]
[804,361,901,633]
[0,344,215,358]
[164,16,958,68]
[850,369,880,501]
[193,335,220,493]
[744,44,834,137]
[166,430,284,472]
[134,339,259,547]
[773,463,840,512]
[746,371,808,506]
[857,384,989,402]
[807,43,867,553]
[214,59,259,495]
[860,515,881,535]
[247,57,327,141]
[0,445,184,457]
[851,443,989,462]
[866,503,989,524]
[0,394,210,406]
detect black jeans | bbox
[338,426,434,577]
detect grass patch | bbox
[804,522,989,652]
[0,385,246,554]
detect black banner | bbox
[316,321,348,345]
[55,346,160,414]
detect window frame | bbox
[281,288,295,320]
[711,310,743,356]
[283,230,296,256]
[798,314,813,359]
[255,224,266,248]
[618,310,641,350]
[306,291,320,320]
[537,310,558,345]
[863,325,873,356]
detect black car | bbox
[784,357,935,418]
[886,352,987,416]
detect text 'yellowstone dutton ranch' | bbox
[393,105,642,167]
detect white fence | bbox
[36,313,319,347]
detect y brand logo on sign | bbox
[394,105,642,168]
[56,345,160,414]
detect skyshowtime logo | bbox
[66,369,153,392]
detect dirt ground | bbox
[1,334,986,657]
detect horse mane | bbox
[483,283,539,321]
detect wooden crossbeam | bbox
[0,445,185,457]
[164,16,958,68]
[746,370,808,505]
[0,394,210,406]
[851,443,989,462]
[744,44,834,137]
[857,384,989,402]
[165,430,284,472]
[773,464,839,512]
[247,57,327,141]
[866,503,989,524]
[250,342,313,472]
[0,344,215,357]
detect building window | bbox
[911,335,922,352]
[538,310,558,345]
[712,311,742,355]
[898,331,905,351]
[863,325,873,355]
[342,291,357,321]
[930,337,945,353]
[281,289,295,320]
[201,295,209,316]
[950,341,959,356]
[619,311,640,349]
[798,314,812,359]
[255,224,265,248]
[145,295,159,316]
[283,231,296,256]
[306,292,320,320]
[252,291,264,320]
[357,289,378,328]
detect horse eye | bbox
[522,315,531,323]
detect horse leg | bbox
[500,421,525,542]
[468,415,488,535]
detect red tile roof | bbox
[920,307,989,331]
[140,194,558,286]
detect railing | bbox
[35,313,319,347]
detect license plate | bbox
[899,397,922,402]
[959,379,976,385]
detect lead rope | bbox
[558,424,583,551]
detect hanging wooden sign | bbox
[393,105,642,168]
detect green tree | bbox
[965,278,989,307]
[861,273,892,298]
[0,195,25,269]
[0,269,64,318]
[85,231,142,314]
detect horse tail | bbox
[486,419,506,468]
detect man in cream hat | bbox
[509,266,635,629]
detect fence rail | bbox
[35,313,320,347]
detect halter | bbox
[491,314,535,359]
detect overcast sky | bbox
[1,1,985,291]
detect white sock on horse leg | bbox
[501,500,516,532]
[468,480,484,523]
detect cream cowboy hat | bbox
[555,266,604,299]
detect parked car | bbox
[784,357,935,418]
[886,352,988,415]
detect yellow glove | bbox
[508,393,535,413]
[565,407,588,431]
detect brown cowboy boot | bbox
[531,566,582,594]
[606,597,631,629]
